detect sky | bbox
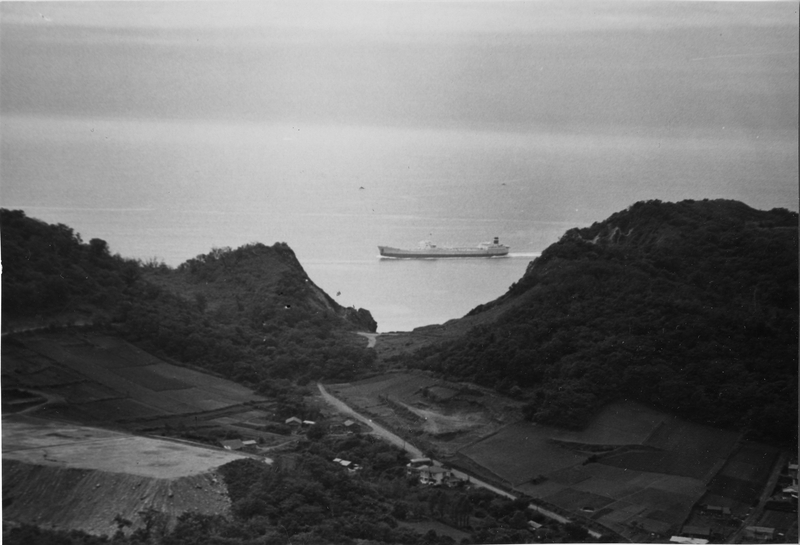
[2,1,797,136]
[0,1,797,251]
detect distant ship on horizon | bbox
[378,237,510,259]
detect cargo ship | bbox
[378,237,509,258]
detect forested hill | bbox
[143,242,377,333]
[1,209,377,386]
[409,199,798,445]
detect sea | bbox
[1,3,797,332]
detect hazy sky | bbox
[2,1,798,136]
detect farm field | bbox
[0,332,288,446]
[459,422,588,485]
[458,402,743,541]
[548,402,668,446]
[330,374,777,541]
[702,442,781,508]
[757,509,798,537]
[598,418,739,480]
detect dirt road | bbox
[317,382,423,458]
[316,382,602,537]
[356,332,378,348]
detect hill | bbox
[395,200,798,445]
[1,209,376,389]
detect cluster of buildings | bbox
[405,457,463,487]
[284,416,316,428]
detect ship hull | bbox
[378,246,509,259]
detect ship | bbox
[378,237,509,258]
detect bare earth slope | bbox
[2,415,248,536]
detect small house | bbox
[744,526,775,540]
[419,465,452,486]
[670,537,708,544]
[220,439,244,451]
[407,458,432,468]
[285,416,303,426]
[332,458,361,473]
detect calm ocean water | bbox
[2,3,797,331]
[3,118,796,331]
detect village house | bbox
[332,457,361,474]
[220,439,244,451]
[702,504,731,517]
[669,537,709,544]
[418,465,459,487]
[744,526,775,541]
[220,438,259,453]
[405,457,432,475]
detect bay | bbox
[2,116,797,331]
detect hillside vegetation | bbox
[405,200,798,445]
[1,209,376,390]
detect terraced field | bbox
[1,332,288,446]
[460,402,741,541]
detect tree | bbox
[89,238,110,258]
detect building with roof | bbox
[744,526,775,541]
[220,439,244,451]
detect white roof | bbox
[409,457,432,463]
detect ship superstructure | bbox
[378,237,509,258]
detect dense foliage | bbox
[3,433,604,544]
[408,200,798,444]
[0,209,376,389]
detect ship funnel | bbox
[493,237,499,244]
